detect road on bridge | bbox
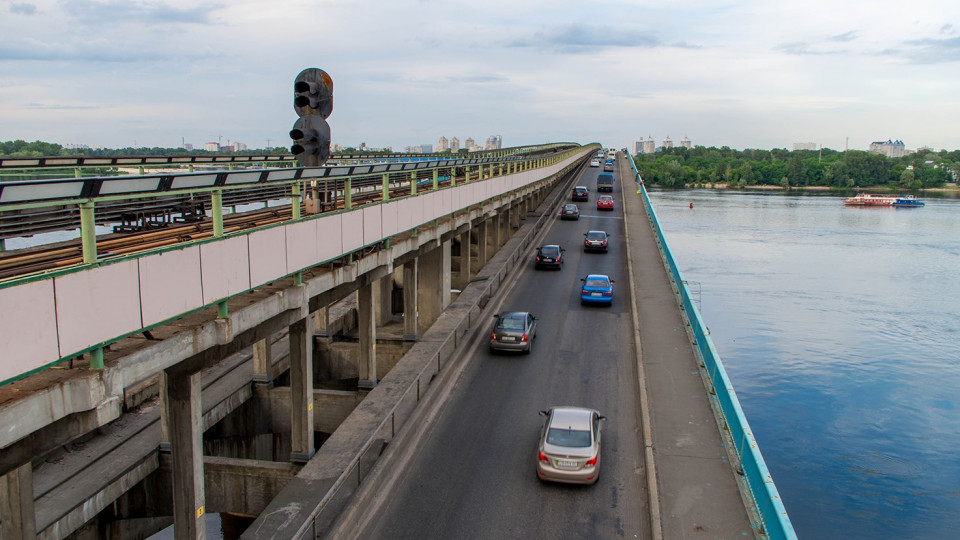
[338,161,651,539]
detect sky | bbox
[1,0,959,153]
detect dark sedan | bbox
[535,244,565,269]
[583,230,609,252]
[560,204,580,220]
[489,311,538,354]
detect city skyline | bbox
[2,1,959,153]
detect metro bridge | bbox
[0,144,794,539]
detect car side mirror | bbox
[580,278,586,282]
[610,280,615,284]
[539,410,549,417]
[598,415,607,421]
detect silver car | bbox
[489,311,538,354]
[537,406,604,485]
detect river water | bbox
[647,189,960,539]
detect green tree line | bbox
[0,139,291,157]
[634,146,960,190]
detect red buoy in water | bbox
[689,202,694,209]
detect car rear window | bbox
[540,246,560,257]
[547,428,591,448]
[496,316,525,330]
[586,232,606,240]
[584,278,609,288]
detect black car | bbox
[560,203,580,220]
[583,230,609,252]
[535,244,565,269]
[572,186,589,201]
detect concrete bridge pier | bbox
[453,228,471,291]
[402,259,418,341]
[1,462,36,539]
[357,281,377,391]
[289,318,315,463]
[416,240,451,336]
[161,369,206,539]
[475,218,489,272]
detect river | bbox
[647,189,960,539]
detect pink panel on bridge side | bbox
[247,226,288,288]
[362,205,383,246]
[55,260,141,357]
[315,214,342,263]
[381,201,400,237]
[0,280,59,382]
[341,211,364,252]
[200,235,251,304]
[139,246,203,328]
[285,219,320,274]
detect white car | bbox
[589,159,600,167]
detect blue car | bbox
[580,274,614,305]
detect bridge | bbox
[0,144,794,539]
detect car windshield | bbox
[600,196,613,201]
[564,205,577,211]
[540,246,560,257]
[575,188,586,193]
[586,232,606,241]
[585,278,609,288]
[546,427,591,448]
[496,316,525,331]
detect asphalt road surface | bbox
[348,162,649,540]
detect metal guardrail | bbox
[0,144,579,209]
[0,143,576,170]
[625,152,797,540]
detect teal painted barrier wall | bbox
[625,153,797,540]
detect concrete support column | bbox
[289,318,315,463]
[403,259,418,341]
[313,306,329,336]
[1,462,36,539]
[358,282,377,389]
[162,369,206,539]
[476,219,489,268]
[252,337,273,384]
[454,229,471,290]
[417,244,445,335]
[374,274,393,326]
[441,239,452,309]
[491,211,502,250]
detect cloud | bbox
[60,0,224,25]
[10,3,38,15]
[507,24,661,52]
[830,31,859,43]
[900,35,960,63]
[24,102,99,110]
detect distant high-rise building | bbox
[450,137,460,153]
[793,142,817,151]
[643,136,655,154]
[680,136,692,149]
[632,140,644,155]
[437,136,449,152]
[484,135,502,150]
[204,142,219,152]
[662,136,673,150]
[421,144,433,153]
[869,139,905,158]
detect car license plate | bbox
[591,292,601,297]
[501,336,516,342]
[556,459,578,469]
[543,258,552,262]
